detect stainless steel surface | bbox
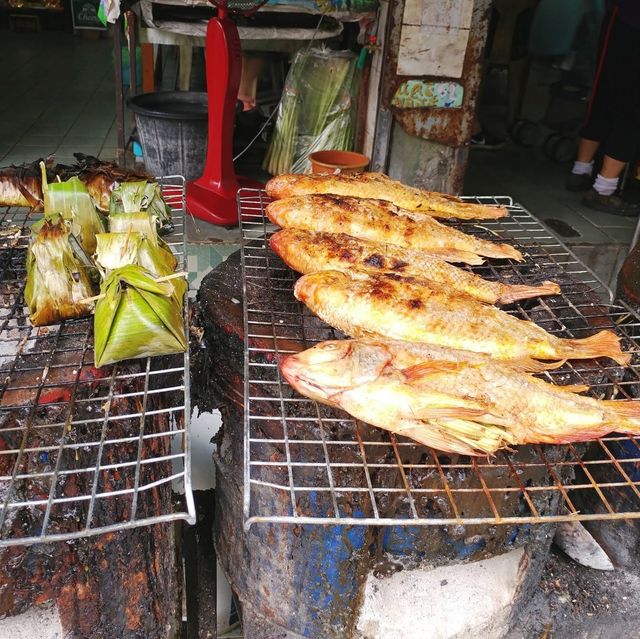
[0,176,195,546]
[239,189,640,530]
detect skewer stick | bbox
[78,271,188,304]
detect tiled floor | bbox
[0,29,117,166]
[465,142,637,245]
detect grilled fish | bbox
[281,339,640,456]
[270,229,559,304]
[294,270,630,365]
[265,172,508,220]
[0,154,150,211]
[267,195,522,261]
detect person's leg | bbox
[590,155,626,198]
[582,13,640,214]
[600,154,626,178]
[576,138,600,163]
[568,138,600,191]
[567,8,618,190]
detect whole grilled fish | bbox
[281,339,640,455]
[294,270,630,365]
[265,173,508,220]
[267,195,522,261]
[270,229,559,304]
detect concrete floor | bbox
[465,142,637,295]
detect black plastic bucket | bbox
[127,91,208,181]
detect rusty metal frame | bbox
[376,0,492,149]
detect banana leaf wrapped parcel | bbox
[25,217,96,326]
[93,265,187,368]
[36,163,106,255]
[109,181,173,234]
[94,232,185,303]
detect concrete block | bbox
[356,548,525,639]
[0,604,63,639]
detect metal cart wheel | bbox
[511,119,539,147]
[510,119,525,139]
[542,132,561,160]
[551,135,577,164]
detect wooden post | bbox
[142,43,155,93]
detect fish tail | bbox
[432,202,509,220]
[494,243,524,261]
[560,330,630,366]
[603,400,640,432]
[497,280,561,304]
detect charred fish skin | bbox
[293,270,629,365]
[270,228,559,304]
[267,195,523,262]
[265,172,508,220]
[270,227,485,267]
[281,339,640,455]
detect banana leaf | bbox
[94,265,187,368]
[94,232,185,302]
[109,181,173,235]
[108,211,170,250]
[25,217,96,326]
[38,163,106,255]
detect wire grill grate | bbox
[239,189,640,530]
[0,176,195,546]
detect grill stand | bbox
[0,178,194,637]
[211,189,640,637]
[197,252,561,639]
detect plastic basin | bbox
[127,91,207,181]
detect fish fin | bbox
[402,361,465,381]
[497,280,561,304]
[561,330,630,366]
[431,418,511,455]
[556,384,590,394]
[391,419,486,456]
[501,357,568,373]
[408,406,488,421]
[424,248,485,266]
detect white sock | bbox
[572,160,593,175]
[593,173,618,196]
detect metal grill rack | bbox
[0,176,195,546]
[239,188,640,530]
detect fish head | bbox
[268,228,298,254]
[281,340,392,404]
[294,270,349,303]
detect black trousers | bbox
[581,8,640,162]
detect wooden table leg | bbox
[178,45,193,91]
[142,43,155,93]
